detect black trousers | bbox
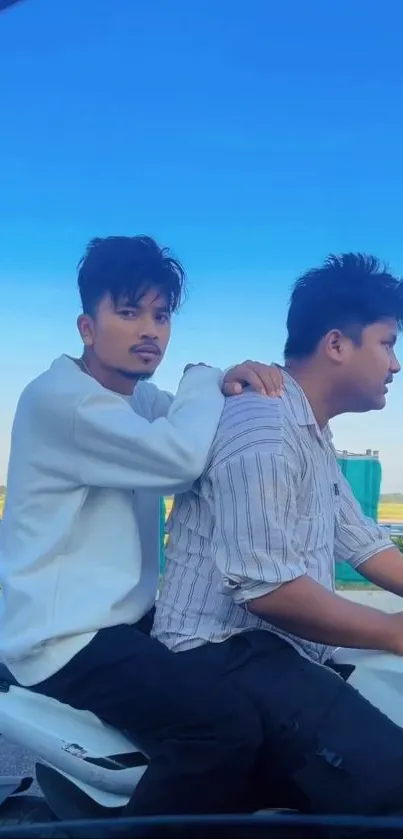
[31,619,263,817]
[186,630,403,820]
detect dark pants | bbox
[186,630,403,820]
[31,619,263,817]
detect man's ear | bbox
[322,329,351,364]
[77,314,95,347]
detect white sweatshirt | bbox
[0,355,224,686]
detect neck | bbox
[284,361,337,429]
[80,351,139,396]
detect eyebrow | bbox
[117,298,170,313]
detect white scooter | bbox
[1,649,403,830]
[0,662,148,828]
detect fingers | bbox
[187,361,284,398]
[225,368,268,396]
[222,379,251,396]
[224,361,283,397]
[248,361,283,396]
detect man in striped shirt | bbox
[154,253,403,817]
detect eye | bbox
[155,311,170,324]
[118,308,137,319]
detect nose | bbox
[137,314,159,340]
[391,352,401,375]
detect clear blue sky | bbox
[1,0,403,489]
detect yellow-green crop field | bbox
[165,496,174,517]
[166,498,403,523]
[378,502,403,522]
[0,496,402,523]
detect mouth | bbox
[131,347,160,361]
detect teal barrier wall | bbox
[335,451,381,585]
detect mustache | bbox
[130,343,161,356]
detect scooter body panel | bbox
[0,683,147,806]
[333,647,403,728]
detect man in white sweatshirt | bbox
[0,235,283,817]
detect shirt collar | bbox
[279,367,333,444]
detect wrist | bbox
[380,614,403,655]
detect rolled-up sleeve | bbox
[209,450,307,603]
[335,472,392,569]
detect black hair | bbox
[77,235,186,315]
[284,253,403,360]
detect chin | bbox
[135,371,154,381]
[130,360,160,377]
[118,366,155,381]
[365,395,387,412]
[351,396,385,414]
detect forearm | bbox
[357,546,403,597]
[247,575,396,652]
[74,366,224,491]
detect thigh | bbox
[190,631,343,740]
[193,631,403,815]
[36,624,263,756]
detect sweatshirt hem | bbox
[5,631,97,687]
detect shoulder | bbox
[10,360,79,445]
[16,362,63,415]
[15,356,108,425]
[208,391,294,469]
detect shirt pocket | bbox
[295,513,327,554]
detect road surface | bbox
[0,739,40,794]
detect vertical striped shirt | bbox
[153,371,391,663]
